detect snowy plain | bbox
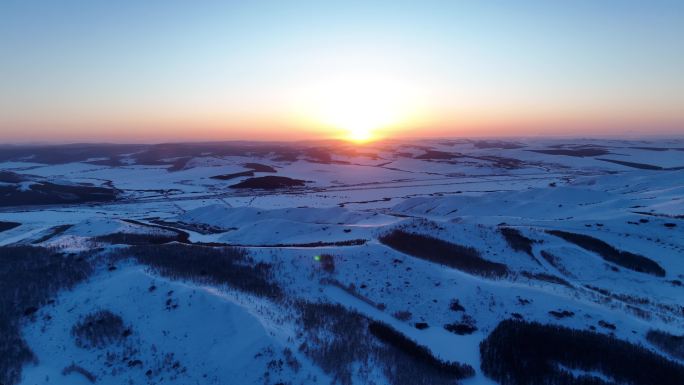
[1,138,683,385]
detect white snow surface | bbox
[2,138,683,385]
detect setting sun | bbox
[315,91,397,143]
[291,57,427,143]
[347,127,373,143]
[2,2,684,384]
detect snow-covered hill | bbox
[1,138,683,385]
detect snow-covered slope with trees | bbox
[1,138,683,385]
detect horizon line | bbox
[2,133,684,147]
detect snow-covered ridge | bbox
[1,138,683,385]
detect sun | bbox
[348,127,373,143]
[316,92,399,143]
[292,65,423,143]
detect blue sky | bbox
[1,0,682,141]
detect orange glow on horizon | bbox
[1,2,682,143]
[285,55,434,145]
[2,47,682,143]
[1,104,682,143]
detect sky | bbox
[0,0,682,143]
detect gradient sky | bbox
[1,0,682,142]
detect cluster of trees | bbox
[379,229,508,278]
[61,363,97,383]
[547,230,665,277]
[449,299,466,312]
[531,148,609,157]
[520,271,573,288]
[72,310,129,349]
[0,221,21,233]
[110,244,282,299]
[480,319,684,385]
[444,321,477,335]
[597,158,666,170]
[0,171,25,183]
[150,219,227,235]
[499,227,535,257]
[369,320,475,379]
[298,301,370,385]
[93,219,191,246]
[297,301,474,385]
[94,232,184,246]
[647,329,684,360]
[0,246,93,385]
[319,278,386,311]
[31,224,73,244]
[249,239,365,248]
[210,170,255,180]
[316,254,335,273]
[0,180,117,207]
[243,162,277,172]
[230,176,306,189]
[540,250,574,277]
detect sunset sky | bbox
[1,0,682,142]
